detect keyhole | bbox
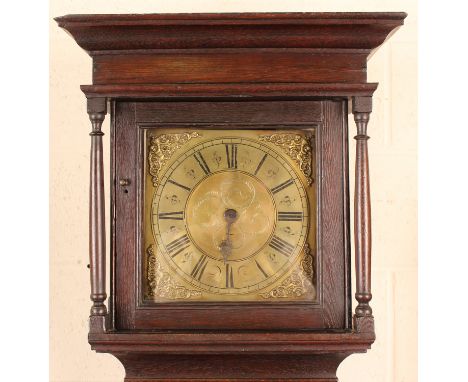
[119,178,130,194]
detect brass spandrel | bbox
[259,133,315,185]
[148,131,202,186]
[146,245,202,300]
[259,244,315,300]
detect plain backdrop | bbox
[49,1,417,381]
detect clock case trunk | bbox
[112,100,350,331]
[55,12,406,381]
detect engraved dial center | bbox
[185,171,276,262]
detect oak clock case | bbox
[56,12,406,382]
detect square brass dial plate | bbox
[143,128,316,302]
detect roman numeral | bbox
[271,179,294,194]
[254,153,268,175]
[171,245,190,258]
[193,151,211,175]
[255,260,269,278]
[158,211,184,220]
[277,211,303,221]
[225,144,238,169]
[190,255,208,281]
[225,263,235,288]
[269,235,295,257]
[166,234,190,254]
[167,179,191,192]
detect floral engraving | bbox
[148,132,201,186]
[259,133,314,185]
[146,245,201,300]
[279,195,296,207]
[259,244,314,299]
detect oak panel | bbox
[93,52,366,85]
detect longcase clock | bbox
[56,12,406,381]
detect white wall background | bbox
[50,1,417,381]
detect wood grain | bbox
[134,101,322,124]
[93,52,367,85]
[318,101,350,328]
[114,102,137,329]
[115,353,350,381]
[89,331,374,354]
[81,83,379,99]
[55,12,406,52]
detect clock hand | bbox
[219,209,238,263]
[219,239,231,264]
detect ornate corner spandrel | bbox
[301,243,314,279]
[259,244,315,299]
[259,133,315,186]
[148,131,202,186]
[146,245,201,300]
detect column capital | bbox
[352,96,372,114]
[87,97,107,114]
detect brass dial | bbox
[145,130,316,301]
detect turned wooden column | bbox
[352,96,374,332]
[87,97,107,323]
